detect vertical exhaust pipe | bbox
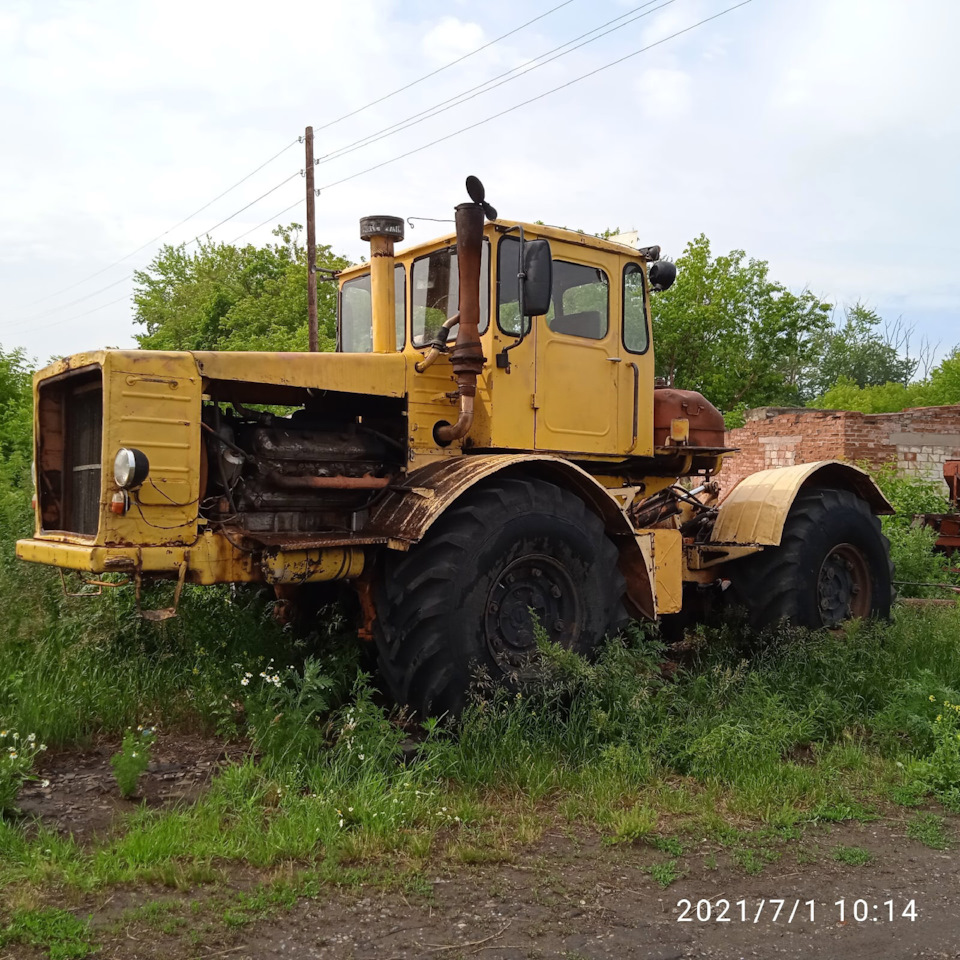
[359,215,405,353]
[435,202,485,444]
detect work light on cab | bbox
[113,448,149,489]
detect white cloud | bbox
[634,66,693,118]
[0,0,956,362]
[420,17,486,65]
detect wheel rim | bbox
[817,543,872,625]
[484,554,580,668]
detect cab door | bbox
[534,253,621,455]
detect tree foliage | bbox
[649,234,833,411]
[0,345,34,464]
[807,303,917,400]
[816,349,960,413]
[132,226,349,353]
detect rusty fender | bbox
[367,453,661,620]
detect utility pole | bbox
[305,125,318,352]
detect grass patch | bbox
[832,844,873,865]
[907,812,952,850]
[0,907,94,959]
[2,469,960,903]
[648,860,681,887]
[731,846,781,875]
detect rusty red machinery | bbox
[920,460,960,555]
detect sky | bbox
[0,0,957,367]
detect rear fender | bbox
[712,460,893,547]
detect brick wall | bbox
[720,405,960,493]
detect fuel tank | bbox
[653,388,726,447]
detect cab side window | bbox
[412,241,489,347]
[546,261,609,340]
[622,263,649,354]
[339,265,405,352]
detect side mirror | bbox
[649,260,677,292]
[521,239,552,316]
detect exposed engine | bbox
[201,404,403,535]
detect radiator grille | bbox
[64,381,103,536]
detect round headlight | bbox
[114,448,150,489]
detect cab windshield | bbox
[339,265,405,352]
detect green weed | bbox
[110,725,156,798]
[732,846,780,875]
[907,812,952,850]
[0,727,47,812]
[0,907,94,959]
[832,844,872,865]
[607,805,657,844]
[648,860,680,887]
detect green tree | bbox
[650,234,832,412]
[133,226,349,352]
[816,349,960,413]
[0,345,34,463]
[807,303,916,399]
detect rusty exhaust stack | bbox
[435,200,485,445]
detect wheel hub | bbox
[484,554,579,668]
[817,543,872,626]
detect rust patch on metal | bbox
[267,472,394,491]
[367,453,658,619]
[353,570,378,642]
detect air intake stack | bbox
[359,215,405,353]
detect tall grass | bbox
[2,443,960,892]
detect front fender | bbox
[712,460,893,547]
[367,453,664,619]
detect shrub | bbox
[869,463,960,598]
[110,726,156,799]
[0,728,46,813]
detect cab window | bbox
[496,235,529,336]
[411,241,489,347]
[622,263,649,354]
[339,265,405,352]
[545,260,609,340]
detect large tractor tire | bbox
[731,487,893,630]
[372,478,627,718]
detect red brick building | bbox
[720,405,960,494]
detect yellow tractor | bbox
[17,177,893,716]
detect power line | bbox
[239,0,753,241]
[232,198,304,244]
[7,169,304,329]
[313,0,671,170]
[28,292,133,336]
[16,1,575,317]
[12,0,753,338]
[19,138,301,311]
[316,1,754,195]
[313,0,577,134]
